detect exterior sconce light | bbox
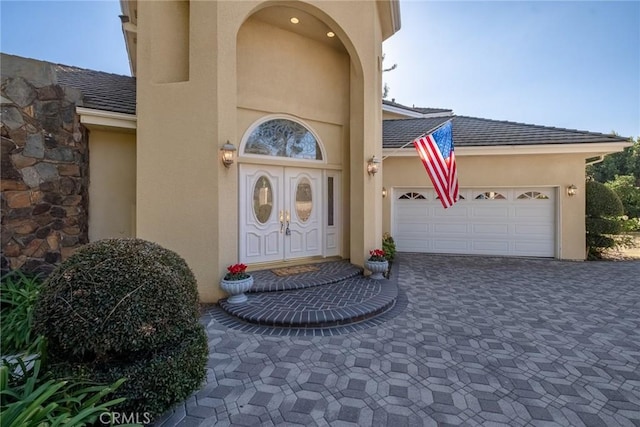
[382,187,388,198]
[221,141,236,168]
[367,155,380,176]
[567,184,577,197]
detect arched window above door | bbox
[243,118,324,161]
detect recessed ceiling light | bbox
[290,17,299,24]
[327,31,335,38]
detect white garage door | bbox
[393,188,556,257]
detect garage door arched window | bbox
[243,118,324,161]
[475,191,506,200]
[398,192,426,200]
[517,191,550,200]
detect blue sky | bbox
[2,0,639,139]
[384,1,639,139]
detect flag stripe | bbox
[412,122,459,209]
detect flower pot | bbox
[220,275,254,304]
[365,260,388,280]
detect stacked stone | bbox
[1,58,89,275]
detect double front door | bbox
[239,165,322,264]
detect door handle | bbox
[279,210,284,233]
[285,210,291,235]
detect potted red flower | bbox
[365,249,388,280]
[220,263,253,304]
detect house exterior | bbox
[381,100,631,260]
[0,1,631,303]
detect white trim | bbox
[239,114,327,164]
[382,103,453,119]
[76,107,137,130]
[383,141,632,157]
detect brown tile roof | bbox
[383,115,630,148]
[55,64,136,115]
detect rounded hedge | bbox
[33,238,208,418]
[586,181,624,218]
[49,325,208,418]
[34,238,201,358]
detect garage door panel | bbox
[432,206,468,218]
[514,205,552,217]
[513,241,554,256]
[433,222,470,234]
[514,223,553,235]
[472,207,510,218]
[471,223,510,235]
[472,240,510,253]
[393,187,555,258]
[433,239,469,251]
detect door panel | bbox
[240,165,323,263]
[284,168,322,259]
[239,165,284,263]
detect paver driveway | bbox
[157,254,640,426]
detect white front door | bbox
[240,164,322,264]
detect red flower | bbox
[368,249,386,262]
[225,263,249,280]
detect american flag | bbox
[413,121,459,209]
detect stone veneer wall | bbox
[1,56,89,275]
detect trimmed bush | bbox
[585,181,625,258]
[33,238,208,419]
[586,181,624,217]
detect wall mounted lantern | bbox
[567,184,577,197]
[367,155,380,176]
[221,141,237,168]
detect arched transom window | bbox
[244,119,323,160]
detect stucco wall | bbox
[382,153,588,260]
[135,0,386,302]
[88,129,136,241]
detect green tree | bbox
[587,136,640,184]
[605,175,640,219]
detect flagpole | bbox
[382,118,453,161]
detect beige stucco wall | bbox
[88,129,136,241]
[382,153,588,260]
[135,0,388,302]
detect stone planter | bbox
[365,260,388,280]
[220,275,254,304]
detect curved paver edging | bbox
[211,259,404,336]
[220,277,398,327]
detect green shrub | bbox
[1,340,127,427]
[586,181,624,217]
[586,181,626,258]
[605,175,640,219]
[33,238,208,419]
[382,233,397,262]
[1,272,42,355]
[48,325,208,417]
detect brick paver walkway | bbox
[155,254,640,426]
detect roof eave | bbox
[378,0,402,41]
[77,106,137,132]
[120,0,137,76]
[383,141,633,157]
